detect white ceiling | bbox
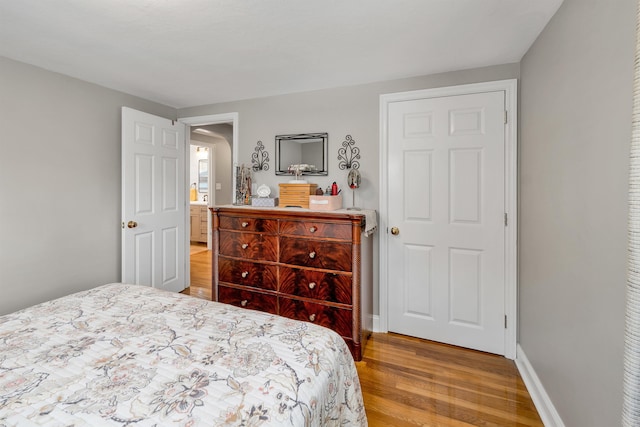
[0,0,563,109]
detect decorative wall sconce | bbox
[338,134,362,209]
[251,140,269,172]
[337,134,360,170]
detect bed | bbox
[0,283,367,426]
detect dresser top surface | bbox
[213,204,363,217]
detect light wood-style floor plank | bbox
[184,244,212,300]
[184,244,543,426]
[357,333,543,426]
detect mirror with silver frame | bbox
[275,133,328,176]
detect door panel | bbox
[404,150,432,221]
[135,231,153,285]
[122,107,186,292]
[162,226,179,284]
[162,157,179,211]
[404,243,433,318]
[449,247,482,325]
[450,149,482,223]
[388,91,505,355]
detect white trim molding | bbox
[516,344,566,427]
[378,79,518,359]
[178,112,239,285]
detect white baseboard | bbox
[515,344,565,427]
[372,314,381,332]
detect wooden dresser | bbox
[210,206,372,361]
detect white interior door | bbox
[122,107,186,292]
[387,90,506,355]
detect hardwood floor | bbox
[184,244,543,426]
[185,243,212,300]
[357,333,543,426]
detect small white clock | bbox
[256,184,271,198]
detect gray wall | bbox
[206,124,233,206]
[0,56,176,315]
[179,63,520,212]
[178,63,520,314]
[519,0,635,425]
[190,124,233,206]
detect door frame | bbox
[378,80,517,359]
[178,112,238,285]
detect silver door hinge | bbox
[504,213,508,226]
[505,315,507,329]
[504,111,508,124]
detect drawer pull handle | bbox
[309,251,316,259]
[309,226,317,233]
[308,313,316,322]
[241,222,249,228]
[308,282,316,290]
[241,300,248,307]
[241,271,249,278]
[241,243,249,249]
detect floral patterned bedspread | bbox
[0,283,367,426]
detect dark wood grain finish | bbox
[279,220,352,240]
[279,266,352,305]
[219,216,278,234]
[210,206,369,361]
[279,297,353,338]
[218,285,278,314]
[219,231,278,261]
[280,238,352,271]
[219,257,277,291]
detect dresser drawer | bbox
[219,231,278,261]
[279,220,351,240]
[218,285,278,314]
[279,266,352,305]
[279,297,352,338]
[280,238,352,271]
[219,257,277,291]
[219,216,278,234]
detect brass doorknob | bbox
[127,221,138,229]
[391,227,400,235]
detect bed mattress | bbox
[0,283,366,426]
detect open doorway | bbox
[179,113,238,300]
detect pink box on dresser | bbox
[309,194,342,211]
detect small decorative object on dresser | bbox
[309,194,343,211]
[347,167,362,210]
[251,184,279,207]
[210,206,373,361]
[278,183,317,208]
[234,164,252,205]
